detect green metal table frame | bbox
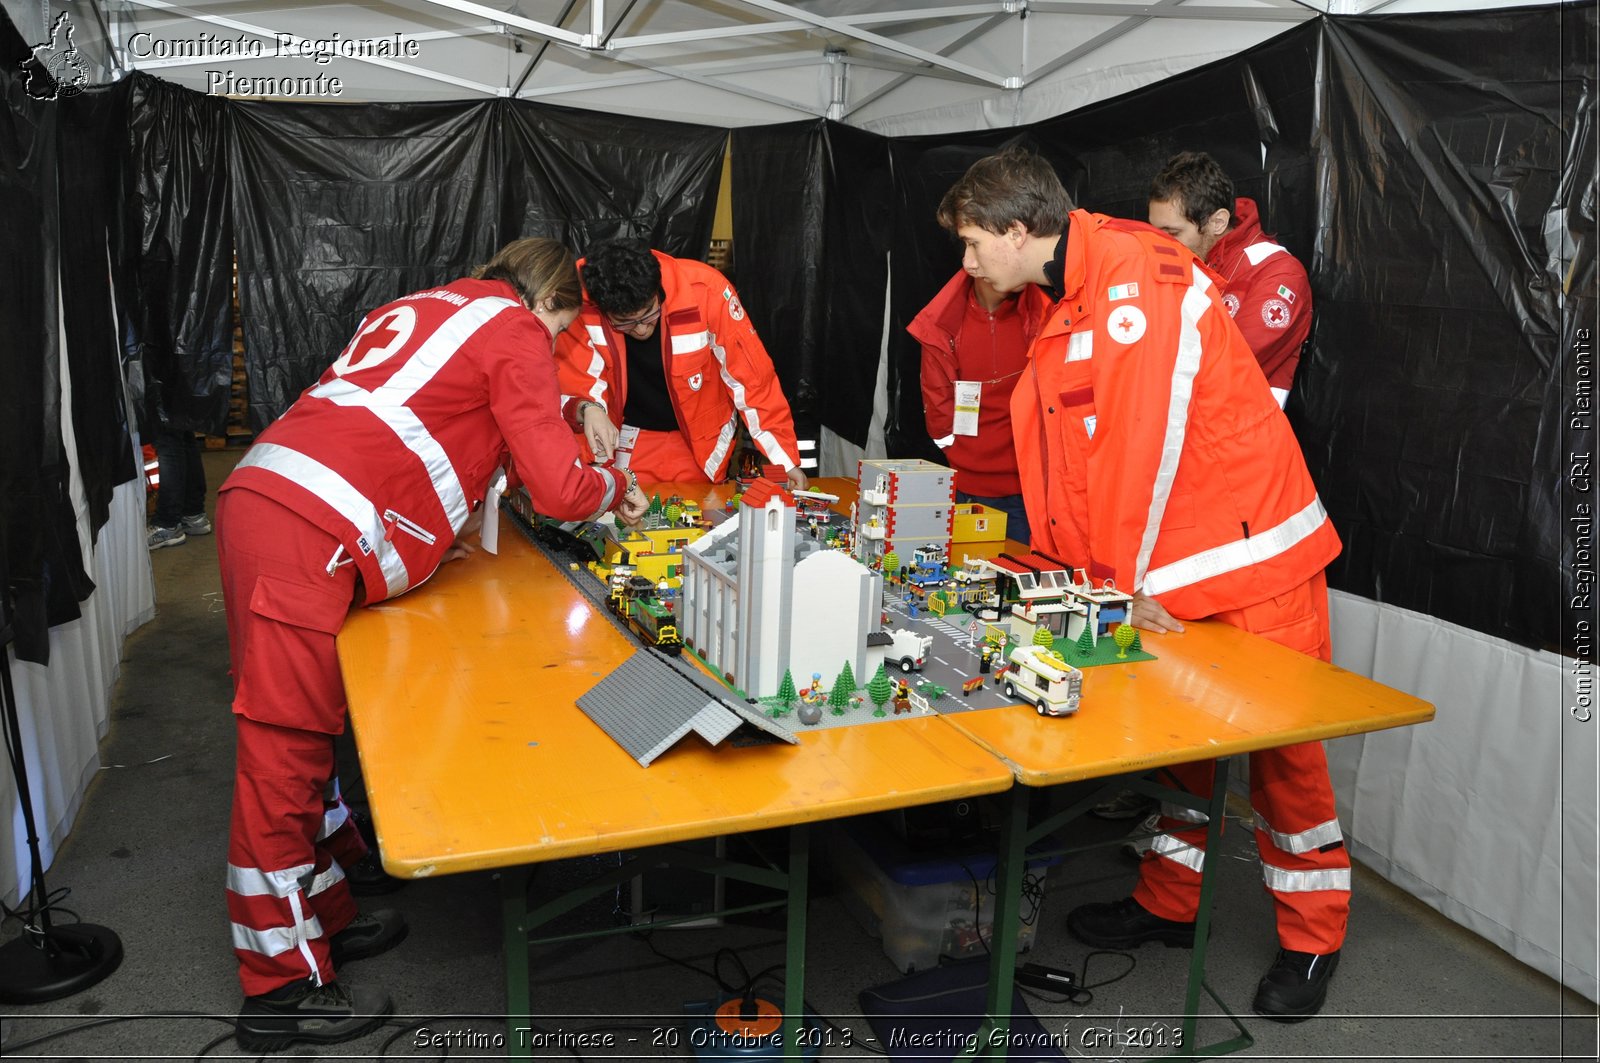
[972,760,1254,1061]
[497,825,811,1060]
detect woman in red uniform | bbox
[217,238,647,1051]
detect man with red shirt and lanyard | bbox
[1148,150,1312,409]
[554,240,807,491]
[217,238,648,1051]
[909,270,1050,543]
[937,149,1348,1022]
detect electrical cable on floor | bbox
[0,1013,237,1055]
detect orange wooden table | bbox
[336,488,1013,1057]
[942,619,1434,1058]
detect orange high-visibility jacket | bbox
[556,251,800,482]
[1011,210,1340,618]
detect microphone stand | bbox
[0,623,123,1002]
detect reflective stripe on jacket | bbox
[1011,210,1340,618]
[223,278,625,602]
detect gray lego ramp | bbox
[578,650,797,767]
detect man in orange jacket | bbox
[1148,151,1312,408]
[937,149,1348,1022]
[554,240,807,491]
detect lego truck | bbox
[1003,645,1083,716]
[888,629,933,673]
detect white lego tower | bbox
[733,480,797,699]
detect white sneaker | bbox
[148,525,187,550]
[1121,812,1164,861]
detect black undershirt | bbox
[622,329,677,431]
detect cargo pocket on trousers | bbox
[1246,585,1328,659]
[234,574,355,733]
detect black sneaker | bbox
[329,909,408,966]
[346,849,407,896]
[1253,948,1341,1022]
[1066,896,1198,949]
[236,979,392,1052]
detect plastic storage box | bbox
[828,816,1057,974]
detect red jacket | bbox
[555,251,800,482]
[1206,197,1312,405]
[222,277,628,602]
[908,270,1050,496]
[1011,210,1340,619]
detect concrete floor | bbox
[1,448,1595,1061]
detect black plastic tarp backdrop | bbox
[223,93,725,428]
[731,120,892,448]
[1,11,131,663]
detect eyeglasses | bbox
[607,302,662,331]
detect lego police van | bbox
[1003,645,1083,716]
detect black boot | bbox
[236,979,392,1052]
[347,811,406,896]
[1066,896,1198,948]
[329,909,409,966]
[1252,948,1341,1022]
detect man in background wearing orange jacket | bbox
[1148,150,1312,409]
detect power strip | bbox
[1014,962,1077,992]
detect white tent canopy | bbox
[14,1,1557,132]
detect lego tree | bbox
[1114,622,1137,658]
[1074,625,1096,658]
[666,502,682,526]
[647,494,666,523]
[883,550,901,582]
[828,661,858,712]
[775,669,798,706]
[1129,628,1144,653]
[1033,624,1056,649]
[867,663,893,710]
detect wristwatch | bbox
[576,399,604,423]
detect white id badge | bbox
[614,424,642,471]
[953,380,983,437]
[480,467,507,555]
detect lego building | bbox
[679,480,882,699]
[853,458,956,569]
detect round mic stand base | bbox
[0,923,124,1004]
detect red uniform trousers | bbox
[1131,571,1352,954]
[216,488,369,996]
[623,427,708,485]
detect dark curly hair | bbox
[1149,151,1235,229]
[580,240,662,317]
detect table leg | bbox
[972,785,1030,1059]
[784,823,810,1062]
[1166,757,1252,1061]
[498,869,534,1060]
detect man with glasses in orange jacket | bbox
[555,239,807,491]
